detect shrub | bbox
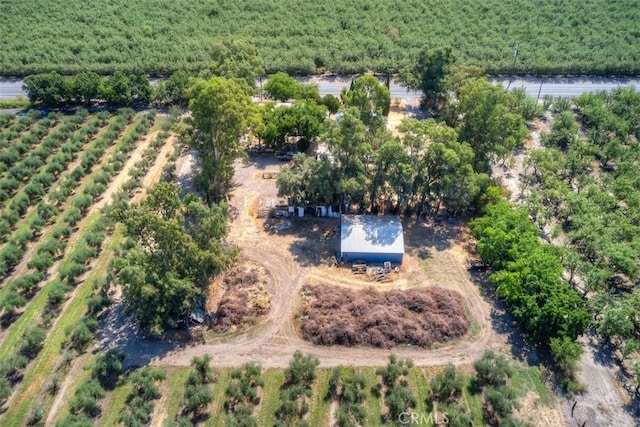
[473,350,513,388]
[86,295,110,315]
[0,354,28,379]
[20,326,47,358]
[0,378,11,405]
[62,206,83,226]
[84,231,106,249]
[1,290,27,315]
[59,261,87,284]
[27,401,45,426]
[12,271,45,296]
[183,384,213,417]
[28,253,54,272]
[0,219,10,241]
[69,379,105,417]
[37,237,67,257]
[73,194,93,213]
[66,318,99,353]
[48,280,71,306]
[10,192,30,216]
[1,208,19,226]
[52,224,73,239]
[1,242,24,267]
[93,350,125,389]
[12,227,33,249]
[28,214,46,234]
[430,363,465,404]
[24,182,45,201]
[71,243,97,265]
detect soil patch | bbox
[211,263,272,333]
[299,284,469,348]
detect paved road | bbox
[299,75,640,102]
[490,76,640,98]
[0,78,27,99]
[2,76,639,101]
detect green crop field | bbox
[1,0,639,76]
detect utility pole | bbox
[537,77,544,102]
[507,43,519,89]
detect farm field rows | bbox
[75,364,553,426]
[0,108,179,426]
[1,0,638,76]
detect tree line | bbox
[276,73,531,216]
[470,193,590,392]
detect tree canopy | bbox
[188,77,259,204]
[112,183,234,334]
[399,47,454,109]
[263,72,301,101]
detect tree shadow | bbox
[175,150,200,199]
[468,268,543,368]
[260,215,468,268]
[262,217,338,267]
[95,298,187,369]
[403,217,463,253]
[588,332,618,369]
[242,154,282,171]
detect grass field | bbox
[1,0,639,76]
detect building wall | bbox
[341,251,403,265]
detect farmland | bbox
[1,0,639,76]
[0,108,180,426]
[63,359,554,426]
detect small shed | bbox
[337,215,405,264]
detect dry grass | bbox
[299,284,469,348]
[211,263,272,333]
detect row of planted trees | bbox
[518,87,640,392]
[161,350,530,427]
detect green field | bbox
[1,0,639,76]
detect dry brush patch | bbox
[211,263,272,333]
[299,284,469,348]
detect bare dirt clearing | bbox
[144,155,511,370]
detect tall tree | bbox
[207,39,264,95]
[259,101,326,148]
[72,71,103,104]
[399,47,454,109]
[23,72,71,106]
[188,77,258,204]
[112,183,233,334]
[325,108,372,211]
[156,70,192,105]
[455,78,529,170]
[263,72,300,101]
[341,75,390,130]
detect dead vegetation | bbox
[299,284,469,348]
[211,263,272,333]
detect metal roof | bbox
[340,215,404,255]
